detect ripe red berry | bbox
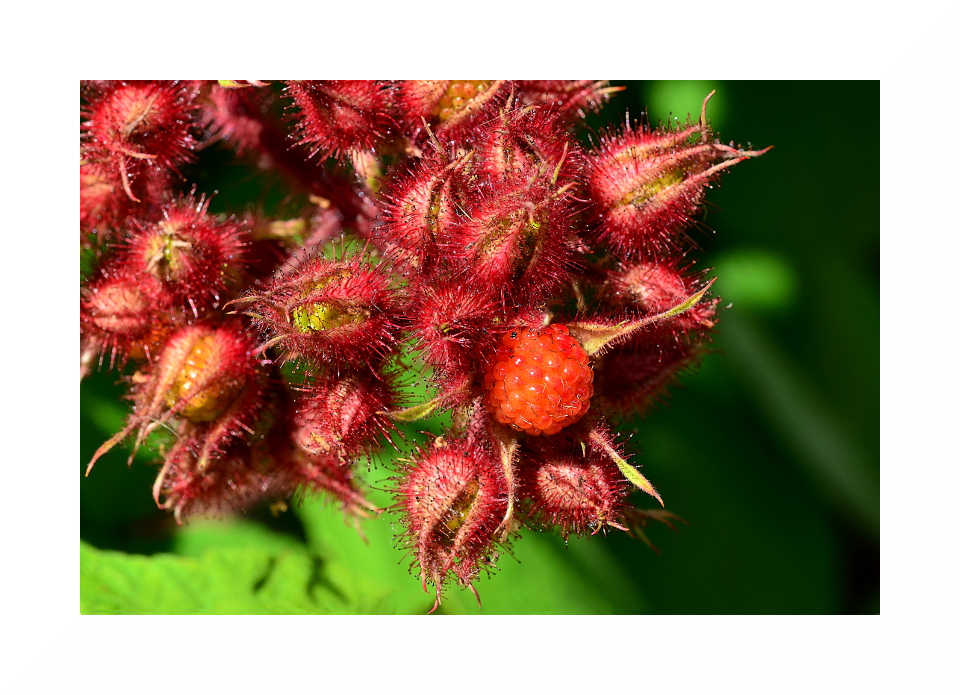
[482,324,594,436]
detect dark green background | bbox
[80,81,879,614]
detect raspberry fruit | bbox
[482,324,594,436]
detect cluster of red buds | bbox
[81,80,768,611]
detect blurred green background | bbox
[80,81,879,614]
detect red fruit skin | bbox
[483,324,594,436]
[285,80,396,160]
[395,435,508,606]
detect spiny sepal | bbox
[567,279,714,356]
[587,426,663,507]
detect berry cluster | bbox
[81,80,767,611]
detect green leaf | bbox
[293,498,649,614]
[80,539,355,614]
[171,517,307,558]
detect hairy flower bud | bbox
[395,80,506,138]
[120,195,248,314]
[155,398,293,524]
[516,80,618,123]
[292,366,398,461]
[80,156,172,235]
[292,448,378,517]
[286,80,395,160]
[237,253,400,368]
[584,96,769,259]
[81,267,175,368]
[607,261,718,334]
[86,320,268,477]
[378,150,470,274]
[518,441,629,537]
[162,328,249,422]
[409,280,500,372]
[449,184,573,301]
[474,104,581,188]
[395,435,508,611]
[81,80,200,201]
